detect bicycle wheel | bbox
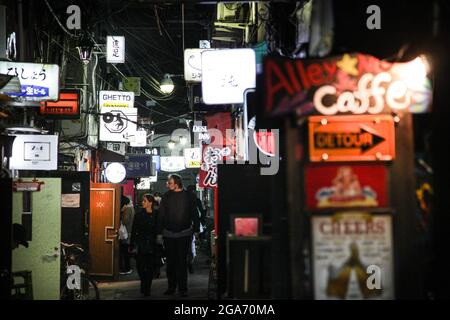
[80,274,100,300]
[60,274,100,300]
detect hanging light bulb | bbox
[160,74,174,94]
[168,139,176,149]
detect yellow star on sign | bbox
[337,54,359,76]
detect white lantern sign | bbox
[201,48,256,104]
[107,36,125,64]
[105,162,126,183]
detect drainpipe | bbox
[17,0,25,61]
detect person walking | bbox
[157,174,199,297]
[119,196,134,275]
[129,194,161,297]
[186,185,206,274]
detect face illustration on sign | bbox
[102,110,127,133]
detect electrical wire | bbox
[43,0,81,38]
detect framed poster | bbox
[229,214,262,237]
[304,163,388,209]
[311,210,394,300]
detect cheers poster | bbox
[312,212,394,300]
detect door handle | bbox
[43,253,59,259]
[105,226,116,243]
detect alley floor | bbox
[96,247,212,300]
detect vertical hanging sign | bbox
[106,36,125,64]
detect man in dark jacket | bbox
[157,174,199,297]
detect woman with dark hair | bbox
[129,194,160,296]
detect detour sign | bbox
[308,115,395,162]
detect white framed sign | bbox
[9,134,58,170]
[201,49,256,105]
[312,211,394,300]
[99,90,134,108]
[129,130,147,147]
[107,36,125,64]
[184,148,201,168]
[184,48,216,82]
[105,162,126,183]
[0,61,59,101]
[160,156,185,172]
[99,107,137,142]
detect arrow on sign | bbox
[314,128,385,153]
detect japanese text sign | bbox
[0,61,59,101]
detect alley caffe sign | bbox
[308,115,395,162]
[263,53,432,117]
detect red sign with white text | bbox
[199,112,232,188]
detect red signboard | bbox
[308,115,395,162]
[305,163,388,209]
[39,90,80,119]
[263,53,432,118]
[199,112,232,189]
[234,217,259,237]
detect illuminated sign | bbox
[160,156,185,172]
[9,134,58,170]
[99,90,134,108]
[99,107,137,142]
[201,49,256,104]
[184,48,216,82]
[184,148,201,168]
[308,115,395,162]
[106,36,125,64]
[39,90,80,119]
[0,61,59,101]
[105,162,126,183]
[263,53,432,117]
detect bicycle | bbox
[60,242,100,300]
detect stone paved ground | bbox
[97,246,212,300]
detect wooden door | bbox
[89,183,120,279]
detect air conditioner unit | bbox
[217,2,250,23]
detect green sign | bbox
[123,77,141,96]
